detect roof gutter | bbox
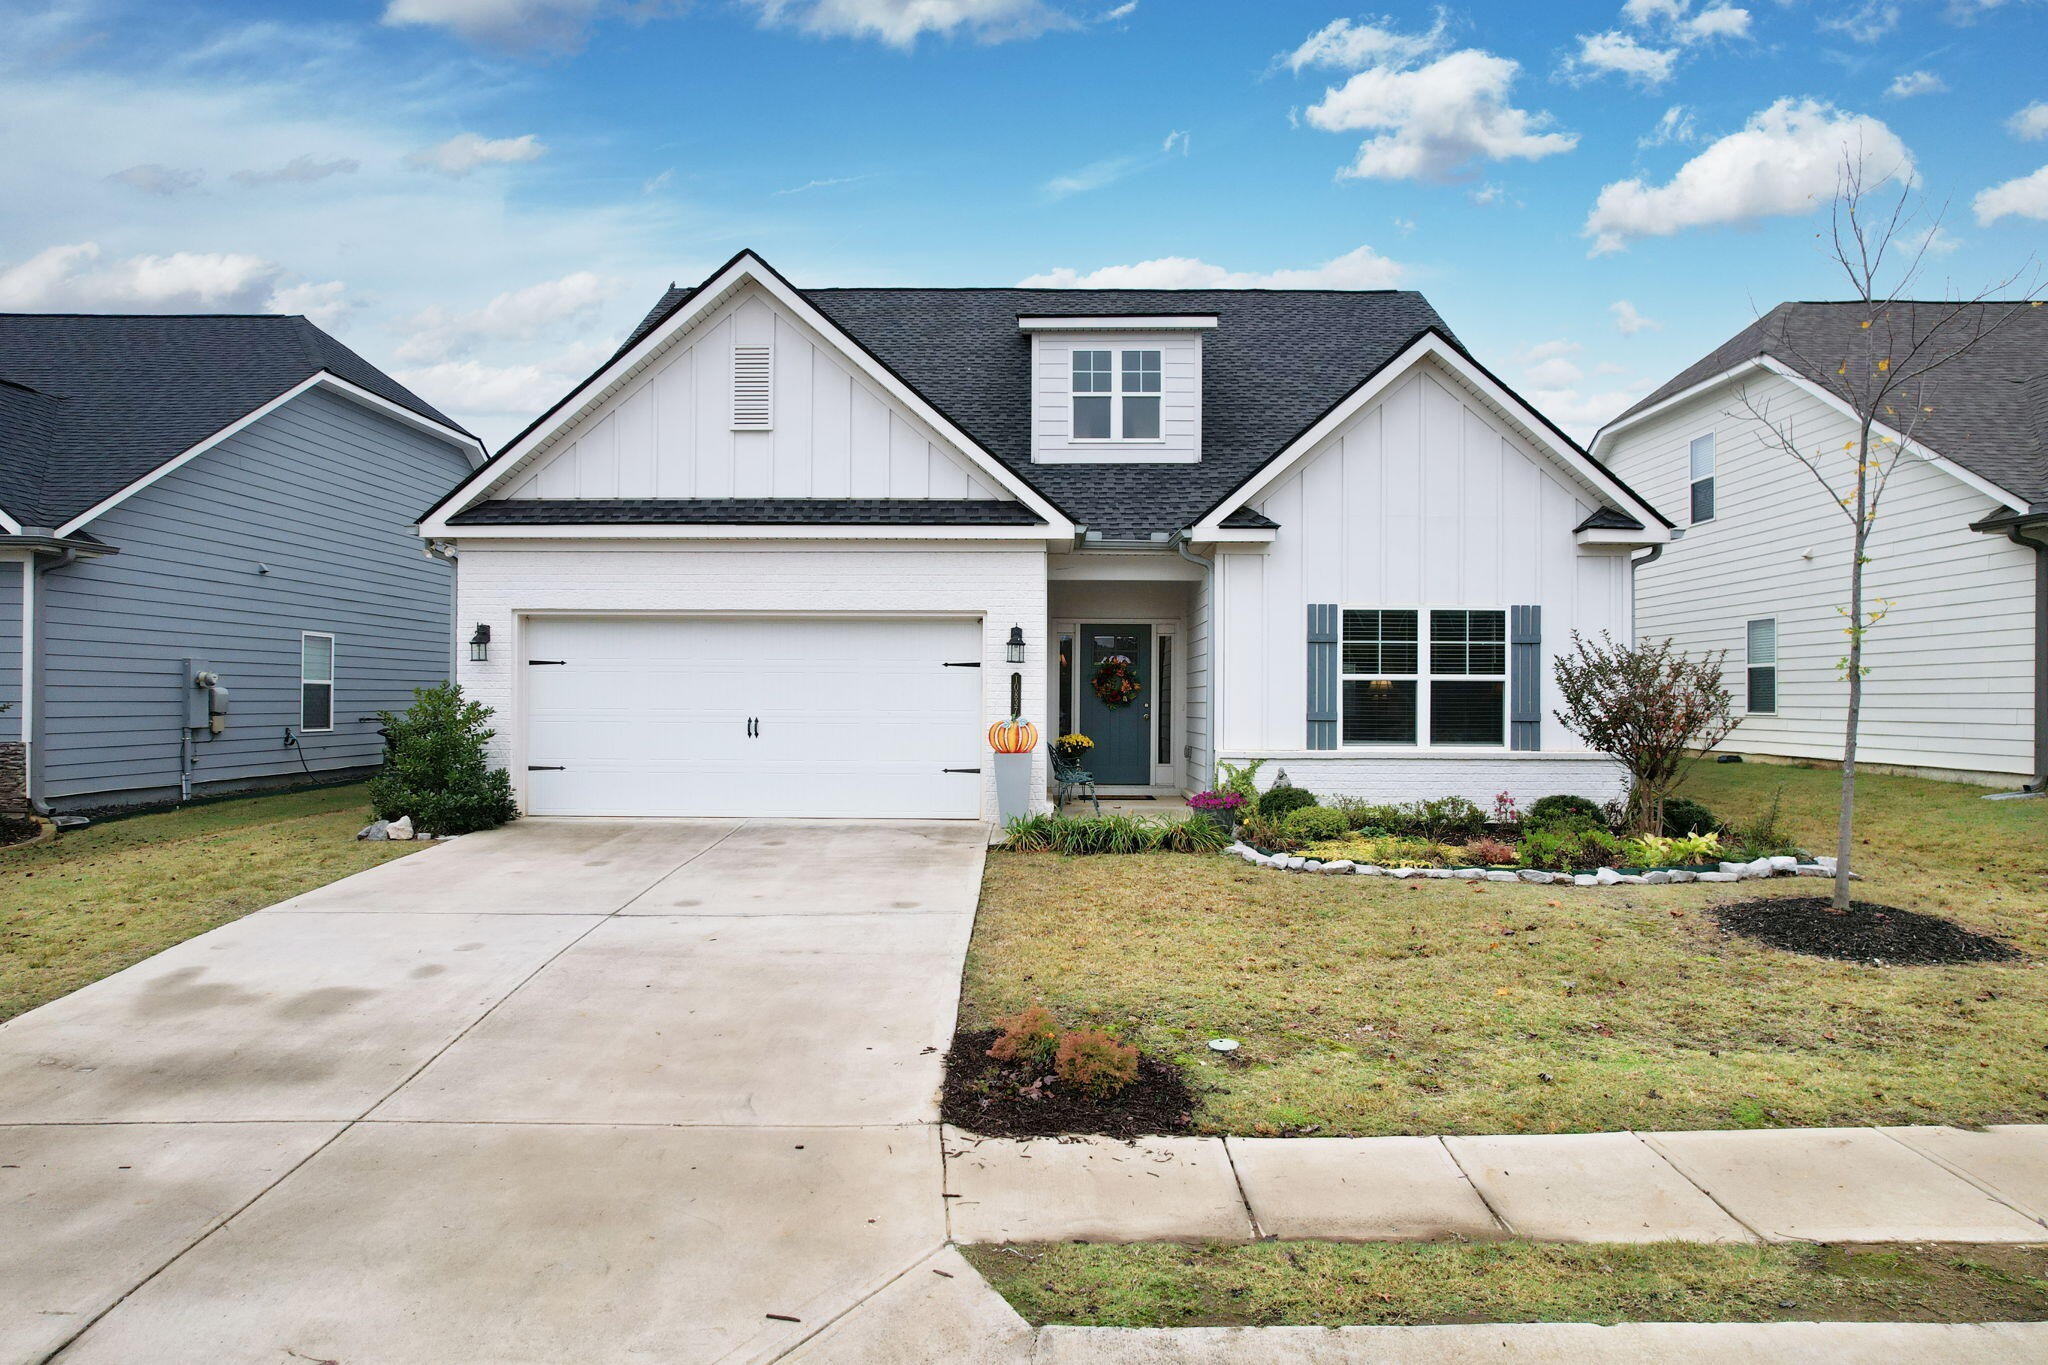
[1973,508,2048,792]
[0,533,118,558]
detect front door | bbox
[1077,624,1152,786]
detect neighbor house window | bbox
[300,632,334,732]
[1746,618,1777,715]
[1071,347,1162,441]
[1341,608,1508,747]
[1690,432,1716,524]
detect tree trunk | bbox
[1834,422,1872,913]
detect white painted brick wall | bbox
[453,540,1049,818]
[1220,751,1627,808]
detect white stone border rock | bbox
[1224,843,1849,887]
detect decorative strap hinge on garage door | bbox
[527,659,567,666]
[527,765,565,771]
[942,767,982,774]
[942,660,981,668]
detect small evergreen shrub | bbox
[1403,795,1487,841]
[1054,1030,1140,1099]
[1236,812,1300,853]
[1257,783,1317,819]
[1300,834,1461,867]
[1280,806,1348,843]
[368,683,517,837]
[1331,799,1405,833]
[1526,794,1608,831]
[1516,823,1625,872]
[1660,797,1722,837]
[987,1005,1059,1069]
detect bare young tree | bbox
[1552,631,1740,836]
[1732,154,2039,910]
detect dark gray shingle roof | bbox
[1608,301,2048,504]
[449,497,1041,527]
[0,314,471,527]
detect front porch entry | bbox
[1048,555,1198,800]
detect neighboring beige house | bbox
[1592,301,2048,789]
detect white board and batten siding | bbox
[1603,370,2037,782]
[502,285,1008,502]
[1215,361,1630,804]
[1031,332,1201,463]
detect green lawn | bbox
[963,763,2048,1136]
[0,784,423,1022]
[965,1241,2048,1328]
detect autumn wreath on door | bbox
[1091,653,1143,708]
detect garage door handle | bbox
[943,767,981,774]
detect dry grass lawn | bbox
[1,784,423,1022]
[963,763,2048,1136]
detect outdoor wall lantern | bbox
[469,624,491,663]
[1005,624,1026,664]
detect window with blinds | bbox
[1339,608,1508,747]
[1746,618,1777,715]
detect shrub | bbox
[369,683,517,837]
[1661,796,1721,837]
[1464,836,1518,865]
[1280,806,1348,843]
[1215,758,1267,801]
[1516,823,1625,872]
[1623,831,1725,867]
[987,1005,1059,1069]
[1490,791,1522,829]
[1055,1029,1140,1099]
[1187,790,1246,816]
[1526,794,1607,831]
[1330,798,1400,832]
[1257,782,1317,819]
[1154,815,1231,853]
[1733,786,1802,859]
[1402,796,1487,841]
[1302,834,1461,867]
[1552,631,1739,834]
[1237,812,1300,853]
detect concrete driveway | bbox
[0,818,987,1365]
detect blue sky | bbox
[2,0,2043,444]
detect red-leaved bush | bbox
[1465,836,1517,866]
[1054,1030,1140,1099]
[987,1005,1060,1069]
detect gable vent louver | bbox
[731,344,773,431]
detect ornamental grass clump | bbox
[1002,812,1228,855]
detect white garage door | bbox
[522,616,985,818]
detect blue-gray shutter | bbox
[1307,604,1339,750]
[1510,604,1541,751]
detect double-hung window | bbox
[300,632,334,732]
[1340,608,1507,747]
[1071,347,1162,441]
[1745,618,1777,715]
[1689,432,1716,524]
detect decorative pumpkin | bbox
[1091,654,1142,708]
[988,719,1039,753]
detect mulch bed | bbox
[0,816,43,850]
[1714,897,2021,966]
[941,1028,1197,1140]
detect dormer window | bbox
[1072,348,1162,441]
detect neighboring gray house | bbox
[1594,301,2047,789]
[0,315,484,813]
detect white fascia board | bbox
[431,522,1063,542]
[1194,334,1670,541]
[1575,527,1659,547]
[426,253,1075,538]
[1590,355,2028,513]
[1190,526,1277,544]
[56,372,486,537]
[1018,315,1219,332]
[0,505,20,535]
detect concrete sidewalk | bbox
[941,1125,2048,1245]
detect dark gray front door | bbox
[1077,625,1152,786]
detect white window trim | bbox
[1338,606,1510,750]
[300,631,336,734]
[1069,347,1166,445]
[1745,617,1777,716]
[1689,431,1716,525]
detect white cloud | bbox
[1640,105,1697,147]
[394,339,615,419]
[1622,0,1685,22]
[107,163,204,196]
[1885,70,1946,99]
[1905,224,1962,255]
[1681,4,1750,39]
[2010,101,2048,140]
[1044,129,1189,198]
[1610,299,1662,333]
[1569,32,1678,87]
[1525,383,1654,439]
[0,241,340,315]
[1100,1,1137,19]
[1821,0,1898,42]
[1300,37,1576,181]
[1161,129,1190,156]
[270,280,355,329]
[1583,98,1915,254]
[1391,215,1417,234]
[1018,244,1407,290]
[382,0,612,51]
[1468,181,1512,206]
[395,270,620,365]
[405,132,546,177]
[231,154,361,187]
[1517,339,1583,388]
[774,173,872,195]
[641,168,674,194]
[1284,14,1445,72]
[742,0,1076,48]
[1974,164,2048,224]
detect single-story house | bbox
[0,314,485,814]
[1593,301,2047,789]
[420,251,1670,820]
